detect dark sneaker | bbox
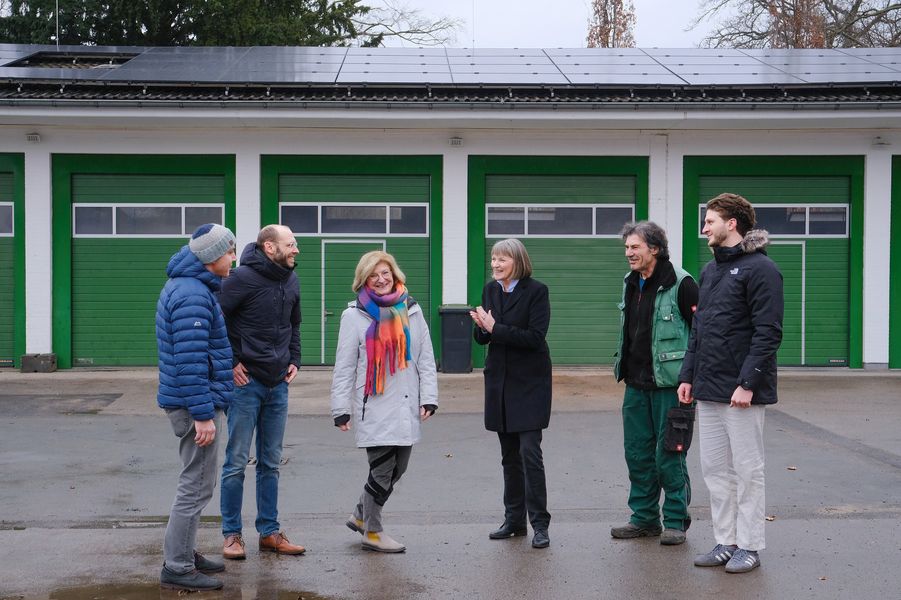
[160,566,223,591]
[193,551,225,573]
[610,522,662,539]
[725,548,761,573]
[694,543,738,567]
[660,528,686,546]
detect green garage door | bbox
[278,174,431,365]
[696,176,850,366]
[71,174,226,366]
[0,174,14,367]
[483,175,636,365]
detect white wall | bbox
[0,119,896,366]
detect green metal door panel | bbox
[481,238,624,365]
[699,176,850,204]
[280,175,430,203]
[487,175,635,203]
[280,173,432,365]
[694,174,850,367]
[766,244,803,365]
[0,172,13,366]
[71,173,227,366]
[323,241,384,365]
[72,174,225,203]
[804,239,849,366]
[71,239,183,366]
[385,238,431,324]
[295,239,323,367]
[0,237,13,366]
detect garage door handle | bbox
[324,310,334,316]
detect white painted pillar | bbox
[442,150,468,304]
[863,149,892,367]
[23,149,52,353]
[234,150,261,261]
[648,134,686,267]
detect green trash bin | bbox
[438,305,473,373]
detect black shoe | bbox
[531,529,550,549]
[488,522,528,539]
[160,566,223,591]
[194,551,225,574]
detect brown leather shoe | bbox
[259,530,306,555]
[222,534,246,560]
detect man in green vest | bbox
[612,221,698,546]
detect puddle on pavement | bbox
[47,583,335,600]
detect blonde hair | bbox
[491,238,532,280]
[352,250,407,293]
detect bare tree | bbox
[352,0,461,47]
[692,0,901,48]
[587,0,636,47]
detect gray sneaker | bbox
[659,528,686,545]
[160,566,223,591]
[610,522,662,539]
[725,548,761,573]
[694,543,738,567]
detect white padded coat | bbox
[330,300,438,448]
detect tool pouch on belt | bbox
[664,406,695,452]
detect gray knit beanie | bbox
[189,223,235,264]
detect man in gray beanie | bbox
[156,223,236,591]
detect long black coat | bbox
[474,277,552,432]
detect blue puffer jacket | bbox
[156,245,234,421]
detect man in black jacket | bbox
[612,221,698,546]
[219,224,306,559]
[678,193,783,574]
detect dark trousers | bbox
[497,430,550,530]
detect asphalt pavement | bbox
[1,367,900,600]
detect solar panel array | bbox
[0,43,900,86]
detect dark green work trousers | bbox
[622,385,691,531]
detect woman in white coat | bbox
[330,250,438,553]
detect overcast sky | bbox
[375,0,718,49]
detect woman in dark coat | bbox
[470,238,552,549]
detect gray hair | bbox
[620,221,670,261]
[490,238,533,280]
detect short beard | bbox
[272,249,293,268]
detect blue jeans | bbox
[220,378,288,537]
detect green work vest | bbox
[614,266,692,389]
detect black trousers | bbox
[497,430,551,530]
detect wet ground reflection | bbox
[46,583,335,600]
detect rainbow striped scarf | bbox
[358,283,412,396]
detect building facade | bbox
[0,44,899,369]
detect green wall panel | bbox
[0,172,13,366]
[69,171,229,367]
[0,236,13,366]
[276,172,432,365]
[71,239,183,366]
[481,173,638,366]
[890,156,901,368]
[694,174,851,367]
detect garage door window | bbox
[698,204,848,238]
[73,204,224,237]
[487,204,634,238]
[0,203,12,236]
[280,203,429,237]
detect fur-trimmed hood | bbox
[741,229,770,253]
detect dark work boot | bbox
[160,566,223,591]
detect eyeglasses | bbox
[368,269,393,281]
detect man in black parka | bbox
[218,224,306,559]
[678,193,783,574]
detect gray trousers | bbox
[353,445,412,533]
[163,408,222,574]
